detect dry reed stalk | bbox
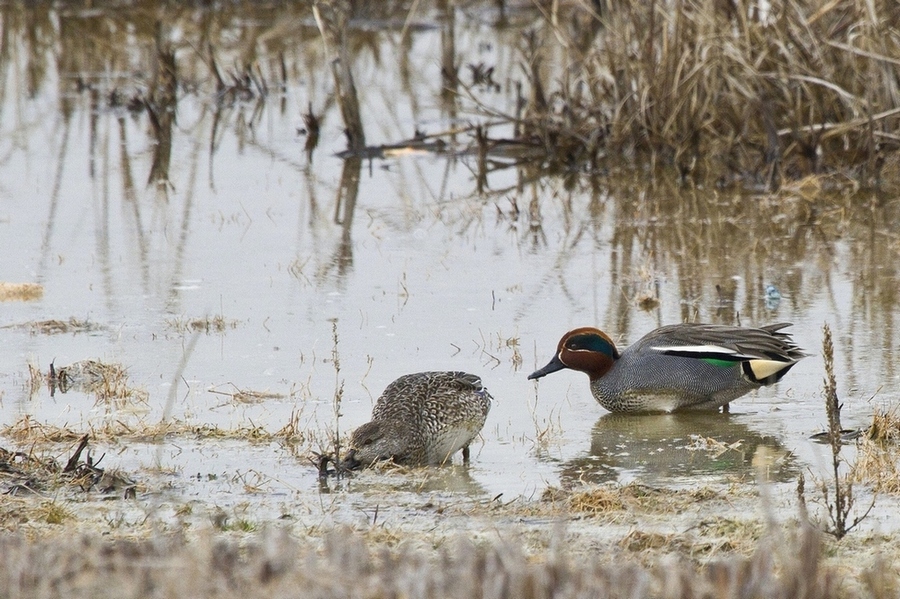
[511,0,900,187]
[329,319,346,473]
[814,323,875,539]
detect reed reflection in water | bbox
[0,1,898,502]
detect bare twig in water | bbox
[63,435,90,473]
[330,319,345,476]
[806,323,875,539]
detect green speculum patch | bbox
[701,358,740,369]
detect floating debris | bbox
[208,385,285,404]
[3,318,101,336]
[686,434,744,458]
[164,316,239,333]
[0,435,136,499]
[0,282,43,301]
[48,360,149,405]
[809,429,864,444]
[765,284,782,310]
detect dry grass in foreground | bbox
[0,522,892,599]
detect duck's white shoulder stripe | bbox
[652,344,738,355]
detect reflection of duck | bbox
[348,463,489,496]
[344,372,492,468]
[529,323,806,412]
[558,412,797,487]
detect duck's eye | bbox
[566,333,611,354]
[362,438,374,446]
[566,340,584,350]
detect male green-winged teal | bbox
[529,323,806,413]
[344,371,492,468]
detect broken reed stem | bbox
[330,320,345,471]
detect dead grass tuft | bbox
[696,517,765,545]
[26,361,43,397]
[867,404,900,444]
[568,487,628,514]
[1,416,83,444]
[550,483,685,517]
[851,440,900,494]
[0,282,44,301]
[849,404,900,493]
[619,529,677,552]
[165,316,239,334]
[3,318,100,335]
[36,501,74,525]
[274,408,308,445]
[0,435,136,499]
[209,384,285,404]
[49,360,149,406]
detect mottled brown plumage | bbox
[344,372,492,468]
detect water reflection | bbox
[558,412,798,487]
[338,464,488,496]
[146,36,177,187]
[330,156,362,280]
[1,0,899,504]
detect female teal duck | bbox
[344,371,492,468]
[528,323,806,413]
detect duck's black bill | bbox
[528,354,566,380]
[342,449,362,470]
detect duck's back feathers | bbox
[348,371,492,467]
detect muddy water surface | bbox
[1,3,898,535]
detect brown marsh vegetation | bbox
[6,0,898,188]
[3,0,900,597]
[521,1,900,189]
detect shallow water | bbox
[0,3,898,530]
